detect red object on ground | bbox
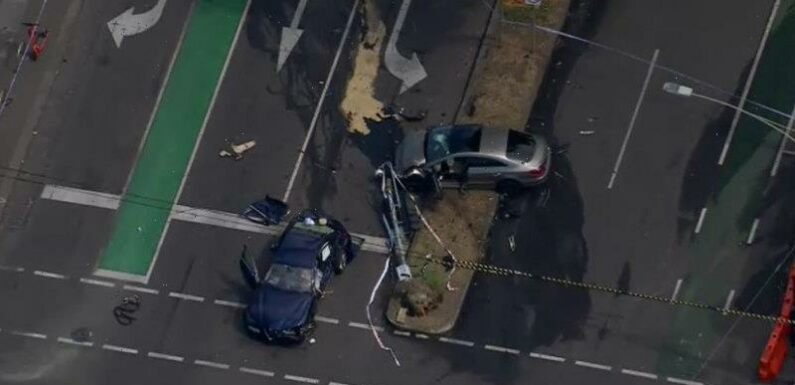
[757,263,795,382]
[26,24,49,61]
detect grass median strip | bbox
[97,0,249,281]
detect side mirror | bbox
[238,245,260,289]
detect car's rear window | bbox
[264,264,315,293]
[506,131,536,163]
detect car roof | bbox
[478,126,509,156]
[274,228,324,269]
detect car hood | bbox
[247,285,314,331]
[395,130,426,172]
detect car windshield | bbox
[425,125,481,163]
[505,130,536,163]
[264,264,314,293]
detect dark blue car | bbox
[240,211,356,344]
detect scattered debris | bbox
[377,104,427,122]
[242,196,289,226]
[219,140,256,160]
[508,235,516,252]
[24,23,49,61]
[309,338,316,344]
[113,295,141,326]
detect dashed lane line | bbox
[438,337,475,347]
[393,330,411,337]
[314,315,340,324]
[194,359,230,370]
[102,344,139,355]
[79,277,116,288]
[284,374,320,384]
[33,270,67,280]
[621,369,658,380]
[414,333,429,339]
[57,337,93,347]
[574,360,612,371]
[0,265,24,272]
[123,284,159,295]
[529,352,566,362]
[347,321,384,332]
[239,367,275,377]
[213,299,246,309]
[667,377,704,385]
[11,330,47,339]
[168,292,205,302]
[484,344,520,355]
[147,351,185,362]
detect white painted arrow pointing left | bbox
[107,0,168,48]
[278,0,309,71]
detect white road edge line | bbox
[347,321,384,332]
[607,48,659,189]
[694,207,707,234]
[718,0,781,166]
[621,368,658,380]
[667,377,704,385]
[575,360,612,371]
[239,367,275,377]
[33,270,67,280]
[484,344,520,355]
[194,359,230,370]
[282,0,361,201]
[80,277,116,288]
[147,351,184,362]
[438,337,475,347]
[671,278,683,302]
[57,337,94,347]
[314,315,340,324]
[770,103,795,177]
[102,344,138,354]
[284,374,320,384]
[169,292,205,302]
[529,352,566,362]
[213,299,246,309]
[11,330,47,339]
[123,284,159,295]
[747,218,760,244]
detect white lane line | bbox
[621,368,658,380]
[484,344,520,355]
[239,367,275,377]
[0,265,24,272]
[329,382,352,385]
[94,269,147,284]
[314,315,340,324]
[529,352,566,362]
[33,270,67,280]
[415,333,429,339]
[438,337,475,347]
[282,0,361,201]
[147,351,184,362]
[123,284,159,295]
[41,185,391,255]
[347,321,384,332]
[694,207,707,234]
[723,289,736,312]
[57,337,94,347]
[747,218,760,245]
[718,0,781,165]
[102,344,138,355]
[284,374,320,384]
[40,185,120,210]
[607,48,660,189]
[671,278,683,302]
[11,330,47,339]
[80,277,116,288]
[194,359,230,370]
[393,330,411,337]
[168,292,205,302]
[213,299,246,309]
[770,103,795,177]
[667,377,703,385]
[575,360,612,371]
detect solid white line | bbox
[147,351,184,362]
[284,374,320,384]
[607,48,659,189]
[671,278,683,302]
[438,337,475,347]
[747,218,760,245]
[723,289,736,312]
[194,359,230,370]
[213,299,246,309]
[169,292,205,302]
[123,284,159,295]
[148,0,254,285]
[347,321,384,332]
[94,269,147,283]
[718,0,781,165]
[667,377,703,385]
[33,270,67,280]
[57,337,93,347]
[621,368,658,380]
[314,315,340,324]
[393,330,411,337]
[575,360,612,371]
[102,344,138,354]
[0,265,24,272]
[770,103,795,177]
[11,331,47,339]
[80,277,116,288]
[40,185,119,210]
[529,352,566,362]
[694,207,707,234]
[484,344,520,355]
[239,367,275,377]
[282,0,361,201]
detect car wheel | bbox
[496,179,523,196]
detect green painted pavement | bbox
[98,0,248,278]
[658,1,795,377]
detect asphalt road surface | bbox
[2,0,795,384]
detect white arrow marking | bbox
[107,0,168,48]
[277,0,309,71]
[384,0,426,94]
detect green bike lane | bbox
[96,0,250,282]
[659,1,795,379]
